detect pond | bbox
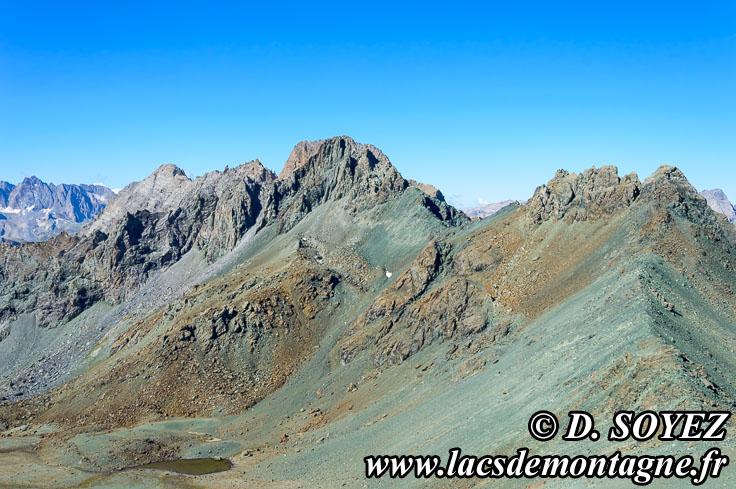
[133,457,232,475]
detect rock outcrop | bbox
[526,166,641,223]
[0,233,98,328]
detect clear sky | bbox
[1,1,734,208]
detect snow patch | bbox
[36,218,54,229]
[385,271,393,278]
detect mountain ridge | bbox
[0,137,461,339]
[1,139,735,488]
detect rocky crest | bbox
[524,164,736,239]
[526,165,641,223]
[407,180,445,201]
[0,137,462,331]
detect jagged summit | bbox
[83,163,192,235]
[2,137,464,332]
[279,136,392,179]
[644,164,683,181]
[78,136,456,242]
[90,136,408,237]
[272,136,465,231]
[151,163,188,179]
[523,164,724,226]
[526,165,641,223]
[232,158,274,180]
[638,165,727,225]
[82,160,278,237]
[277,137,403,197]
[19,175,43,186]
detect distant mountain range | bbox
[701,188,736,223]
[464,200,521,218]
[0,176,113,244]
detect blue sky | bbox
[1,1,734,208]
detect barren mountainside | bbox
[0,137,735,488]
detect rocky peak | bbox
[229,159,277,184]
[642,165,689,187]
[526,165,641,223]
[640,165,707,209]
[279,137,394,181]
[4,176,113,207]
[17,176,43,188]
[271,136,467,232]
[272,137,405,227]
[280,140,323,179]
[9,176,55,209]
[153,163,188,179]
[277,137,406,201]
[2,137,467,333]
[186,160,276,199]
[83,164,193,235]
[526,163,732,231]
